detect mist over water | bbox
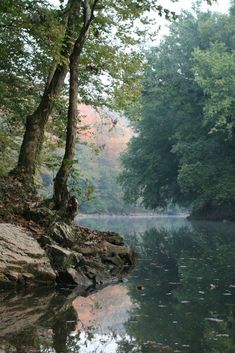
[1,217,235,353]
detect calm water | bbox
[1,217,235,353]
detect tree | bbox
[119,7,235,220]
[53,0,98,211]
[0,0,63,173]
[7,0,178,180]
[15,0,83,177]
[1,0,217,216]
[193,42,235,139]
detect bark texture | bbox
[14,0,82,177]
[53,60,79,211]
[17,67,68,176]
[54,0,98,213]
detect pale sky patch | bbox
[154,0,231,41]
[49,0,231,43]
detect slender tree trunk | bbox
[13,0,82,178]
[54,0,98,214]
[53,58,79,211]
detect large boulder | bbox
[0,223,56,288]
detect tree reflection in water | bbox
[0,219,235,353]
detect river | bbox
[0,216,235,353]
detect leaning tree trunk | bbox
[16,67,68,177]
[54,0,98,215]
[13,0,82,179]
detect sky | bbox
[50,0,231,42]
[50,0,231,14]
[159,0,230,13]
[155,0,231,39]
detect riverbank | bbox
[76,213,189,219]
[189,203,235,222]
[0,176,135,289]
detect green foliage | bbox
[0,0,63,117]
[119,7,235,218]
[76,137,141,215]
[0,0,180,176]
[193,43,235,139]
[0,0,219,205]
[0,0,64,174]
[41,115,141,214]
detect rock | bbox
[82,265,99,279]
[0,218,136,290]
[0,223,56,288]
[24,206,59,227]
[37,235,52,248]
[83,258,107,272]
[105,255,124,267]
[46,244,80,270]
[106,232,125,245]
[67,268,93,286]
[73,246,98,255]
[102,241,136,265]
[48,222,77,247]
[57,268,93,287]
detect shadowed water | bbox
[0,216,235,353]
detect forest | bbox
[1,0,234,220]
[120,2,235,220]
[0,0,187,290]
[0,0,146,216]
[1,1,234,220]
[1,1,235,352]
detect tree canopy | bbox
[119,4,235,219]
[0,0,223,217]
[0,0,179,179]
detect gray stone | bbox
[46,244,78,270]
[37,235,52,248]
[106,232,124,245]
[24,206,58,226]
[66,268,93,287]
[48,222,77,247]
[0,223,56,288]
[105,255,124,267]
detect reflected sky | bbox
[73,284,134,334]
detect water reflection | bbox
[73,284,134,333]
[0,289,78,353]
[76,215,190,235]
[0,217,235,353]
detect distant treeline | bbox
[119,3,235,220]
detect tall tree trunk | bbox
[53,57,79,212]
[13,0,82,178]
[54,0,98,215]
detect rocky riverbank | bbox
[0,221,135,289]
[0,176,136,289]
